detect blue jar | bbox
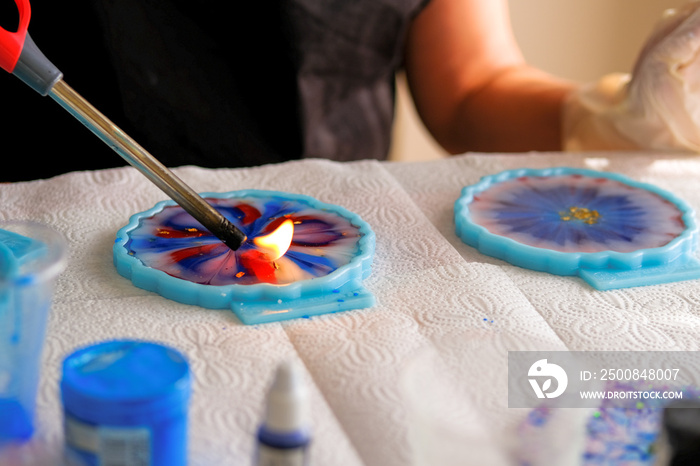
[60,340,191,466]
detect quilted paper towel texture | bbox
[0,158,568,465]
[16,154,694,464]
[388,153,700,353]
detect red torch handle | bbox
[0,0,30,73]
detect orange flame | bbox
[253,219,294,260]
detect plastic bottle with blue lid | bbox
[256,360,311,466]
[60,340,191,466]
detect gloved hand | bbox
[563,1,700,152]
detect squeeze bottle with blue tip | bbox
[256,361,311,466]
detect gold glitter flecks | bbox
[157,229,170,235]
[236,272,245,278]
[559,206,600,224]
[185,228,199,233]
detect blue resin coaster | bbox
[114,190,376,324]
[454,167,700,290]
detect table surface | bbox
[5,151,700,465]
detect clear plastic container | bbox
[0,221,67,442]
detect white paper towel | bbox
[3,153,699,465]
[387,152,700,352]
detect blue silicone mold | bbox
[454,167,700,290]
[114,190,376,324]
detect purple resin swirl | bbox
[125,195,363,285]
[468,174,686,253]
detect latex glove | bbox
[563,2,700,152]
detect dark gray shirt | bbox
[2,0,428,180]
[287,0,429,161]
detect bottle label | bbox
[256,444,308,466]
[64,415,151,466]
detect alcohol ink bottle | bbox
[256,360,311,466]
[60,340,191,466]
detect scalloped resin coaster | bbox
[114,190,376,324]
[454,167,700,290]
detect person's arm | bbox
[404,0,575,153]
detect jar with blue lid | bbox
[60,340,191,466]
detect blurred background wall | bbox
[389,0,682,161]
